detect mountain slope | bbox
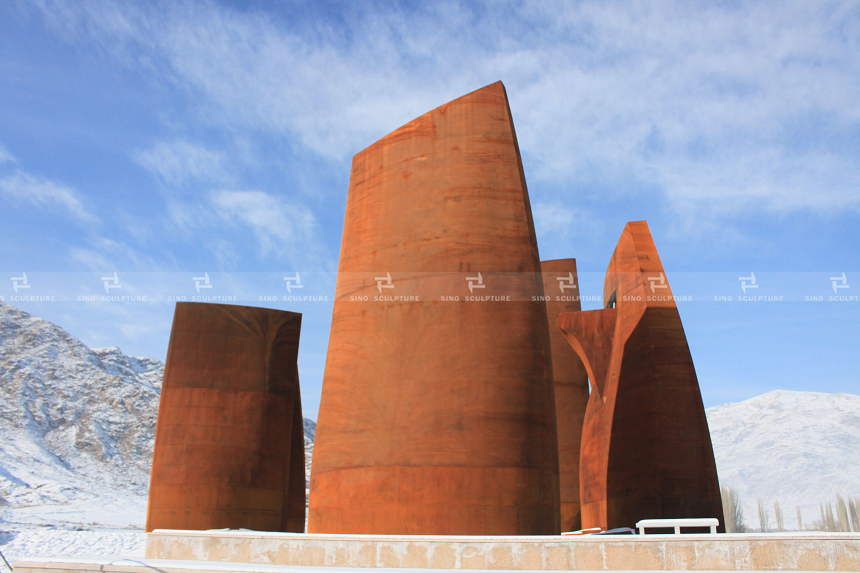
[0,302,162,527]
[706,390,860,530]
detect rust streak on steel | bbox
[558,221,724,531]
[308,81,560,535]
[146,302,305,533]
[541,259,589,533]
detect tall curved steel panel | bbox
[146,302,305,532]
[541,259,589,533]
[308,81,560,535]
[558,221,723,531]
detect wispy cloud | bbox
[68,237,167,271]
[532,202,603,239]
[0,170,97,223]
[26,0,860,219]
[135,139,228,186]
[212,189,316,258]
[0,144,16,164]
[509,2,860,215]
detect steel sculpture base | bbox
[146,302,305,533]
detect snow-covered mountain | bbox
[0,301,314,529]
[706,390,860,530]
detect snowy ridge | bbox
[706,390,860,530]
[0,301,314,532]
[0,302,162,528]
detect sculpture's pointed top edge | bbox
[434,80,508,114]
[353,81,509,160]
[625,220,660,250]
[624,219,650,231]
[604,219,666,282]
[471,80,507,97]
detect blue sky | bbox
[1,0,858,420]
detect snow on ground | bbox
[0,527,146,562]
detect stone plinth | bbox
[134,530,860,571]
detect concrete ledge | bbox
[12,558,319,573]
[143,530,860,571]
[16,557,839,573]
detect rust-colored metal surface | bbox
[146,302,305,533]
[541,259,589,533]
[308,81,560,535]
[558,221,724,531]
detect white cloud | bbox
[508,2,860,215]
[212,189,317,257]
[68,246,114,271]
[0,144,16,164]
[27,0,860,218]
[119,321,160,342]
[532,202,602,238]
[162,198,213,232]
[69,237,165,271]
[0,170,97,223]
[530,201,610,262]
[135,139,228,186]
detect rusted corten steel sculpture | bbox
[558,221,724,532]
[541,259,590,533]
[146,302,306,533]
[309,81,561,535]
